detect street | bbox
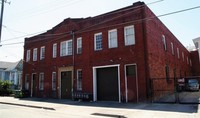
[0,97,199,118]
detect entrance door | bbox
[61,71,72,99]
[32,74,37,97]
[97,67,119,101]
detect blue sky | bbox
[0,0,200,62]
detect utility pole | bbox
[0,0,10,44]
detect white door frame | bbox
[124,64,138,102]
[93,64,121,102]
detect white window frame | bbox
[25,74,29,90]
[124,25,135,46]
[53,43,57,58]
[177,48,180,59]
[162,35,167,51]
[94,32,103,51]
[77,37,82,54]
[108,29,118,48]
[40,46,45,60]
[39,73,44,90]
[60,40,72,56]
[171,42,174,55]
[33,48,37,61]
[52,72,56,91]
[77,69,82,91]
[26,50,31,62]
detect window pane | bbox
[53,43,57,58]
[109,29,118,48]
[95,33,102,50]
[124,26,135,46]
[77,37,82,54]
[126,65,136,77]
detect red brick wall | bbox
[190,50,200,76]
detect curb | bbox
[0,102,55,110]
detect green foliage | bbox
[0,80,13,96]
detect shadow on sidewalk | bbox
[18,97,198,113]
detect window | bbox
[177,48,180,59]
[40,46,45,60]
[33,48,37,61]
[124,25,135,46]
[165,65,169,81]
[126,65,136,77]
[182,52,184,61]
[94,33,103,51]
[187,57,189,65]
[77,70,82,91]
[52,72,56,91]
[53,43,57,58]
[171,42,174,55]
[25,74,29,90]
[26,50,31,62]
[108,29,118,48]
[60,40,72,56]
[162,35,167,51]
[39,73,44,90]
[77,37,82,54]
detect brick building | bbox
[22,2,192,102]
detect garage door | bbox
[97,67,119,101]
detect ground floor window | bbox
[39,73,44,90]
[126,65,136,77]
[25,74,29,90]
[77,70,82,91]
[52,72,56,91]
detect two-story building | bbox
[22,2,192,102]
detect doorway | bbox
[61,71,72,99]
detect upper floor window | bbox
[171,42,174,55]
[94,33,103,51]
[182,52,184,61]
[52,72,56,91]
[177,48,180,59]
[53,43,57,58]
[26,50,31,62]
[40,46,45,60]
[162,35,167,51]
[33,48,37,61]
[39,73,44,90]
[124,25,135,46]
[60,40,72,56]
[77,37,82,54]
[108,29,118,48]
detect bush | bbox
[0,80,13,96]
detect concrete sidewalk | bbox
[0,96,200,118]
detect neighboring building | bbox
[0,60,23,89]
[191,37,200,76]
[22,2,192,102]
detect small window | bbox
[40,46,45,60]
[108,29,118,48]
[124,25,135,46]
[77,37,82,54]
[126,65,136,77]
[25,74,29,90]
[39,73,44,90]
[171,42,174,55]
[165,65,169,81]
[162,35,167,51]
[53,43,57,58]
[182,52,184,61]
[33,48,37,61]
[26,50,31,62]
[177,48,180,59]
[94,33,103,51]
[60,40,72,56]
[52,72,56,91]
[77,70,82,91]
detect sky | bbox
[0,0,200,62]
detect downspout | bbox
[141,4,151,102]
[71,30,75,100]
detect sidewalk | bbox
[0,96,200,118]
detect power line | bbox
[1,2,200,46]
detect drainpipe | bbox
[71,30,75,100]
